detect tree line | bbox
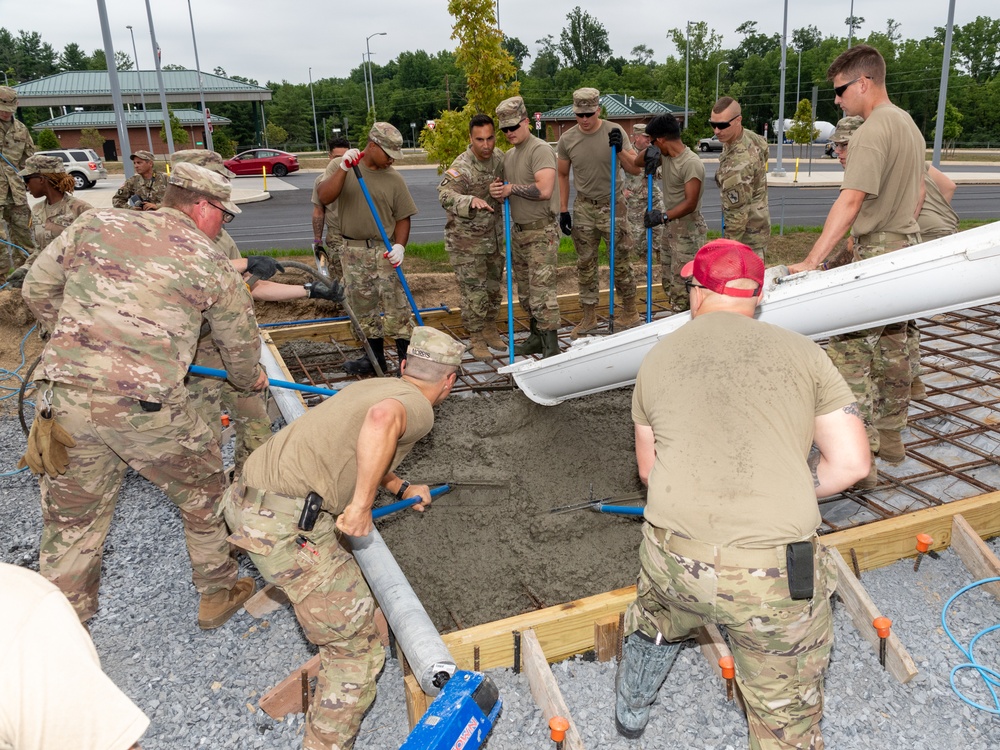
[4,12,1000,154]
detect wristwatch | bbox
[395,480,411,500]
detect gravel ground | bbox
[2,411,999,749]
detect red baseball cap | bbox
[680,239,764,298]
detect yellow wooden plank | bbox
[951,514,1000,601]
[404,673,431,730]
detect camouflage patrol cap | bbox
[832,116,864,144]
[495,96,527,129]
[131,150,155,162]
[573,87,600,114]
[632,124,647,136]
[369,122,404,160]
[18,154,66,177]
[168,162,241,215]
[408,326,465,367]
[171,148,236,179]
[0,86,17,113]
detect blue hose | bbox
[503,194,515,365]
[942,576,1000,714]
[646,172,653,323]
[188,364,341,398]
[596,504,645,516]
[372,484,451,520]
[258,305,450,329]
[609,146,617,332]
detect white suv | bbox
[36,149,108,190]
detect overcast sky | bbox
[5,1,992,86]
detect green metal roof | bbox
[541,94,689,120]
[14,70,271,107]
[32,109,232,130]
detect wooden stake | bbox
[593,613,620,662]
[950,513,1000,601]
[521,629,586,750]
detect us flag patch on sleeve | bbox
[445,168,461,178]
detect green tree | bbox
[36,129,60,150]
[529,36,561,78]
[503,36,530,70]
[212,129,236,158]
[265,121,288,145]
[787,99,819,156]
[59,43,89,71]
[79,128,103,151]
[792,26,823,52]
[941,16,1000,82]
[630,44,655,66]
[88,49,106,70]
[159,108,188,146]
[559,6,612,70]
[934,100,963,153]
[846,16,866,38]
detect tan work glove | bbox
[18,411,76,476]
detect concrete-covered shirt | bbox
[632,311,854,547]
[438,145,504,251]
[917,164,958,241]
[23,206,261,404]
[321,159,417,242]
[557,120,634,202]
[241,378,435,516]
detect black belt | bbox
[513,218,552,232]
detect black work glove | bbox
[559,211,573,236]
[245,255,284,281]
[313,243,325,255]
[608,128,623,153]
[305,279,345,303]
[643,210,665,228]
[6,266,28,288]
[644,145,661,177]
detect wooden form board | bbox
[521,629,585,750]
[951,514,1000,601]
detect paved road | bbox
[219,160,1000,252]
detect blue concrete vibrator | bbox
[399,670,502,749]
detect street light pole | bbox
[683,22,690,130]
[144,0,174,155]
[186,0,213,151]
[715,61,727,104]
[410,122,416,147]
[932,0,957,168]
[309,67,320,153]
[773,0,789,176]
[796,47,802,105]
[126,25,154,153]
[362,53,370,111]
[366,32,387,117]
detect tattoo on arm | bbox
[510,183,541,200]
[843,403,862,419]
[807,443,821,488]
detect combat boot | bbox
[618,296,642,329]
[198,577,256,630]
[910,376,927,400]
[571,304,599,339]
[615,631,680,739]
[344,338,387,377]
[877,429,906,464]
[540,329,560,359]
[514,318,543,356]
[468,332,493,361]
[481,322,506,350]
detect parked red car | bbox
[224,149,300,177]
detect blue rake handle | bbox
[188,364,341,398]
[609,145,617,333]
[503,195,515,365]
[372,484,452,519]
[595,503,645,516]
[646,172,654,323]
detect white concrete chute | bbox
[502,223,1000,406]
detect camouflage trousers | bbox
[625,523,836,750]
[319,235,345,281]
[223,483,384,750]
[187,372,272,475]
[36,383,237,621]
[0,200,35,276]
[342,242,415,340]
[661,215,708,312]
[571,195,637,306]
[827,322,910,451]
[907,322,921,382]
[447,245,503,333]
[724,221,769,260]
[512,222,560,331]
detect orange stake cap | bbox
[549,716,569,742]
[915,533,933,553]
[719,655,736,679]
[873,616,892,637]
[220,413,230,427]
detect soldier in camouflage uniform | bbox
[111,150,169,210]
[618,240,870,746]
[5,155,92,287]
[489,96,561,358]
[623,124,663,285]
[711,97,770,258]
[317,123,417,376]
[0,86,37,277]
[312,138,350,281]
[438,114,505,360]
[21,162,266,629]
[223,326,464,750]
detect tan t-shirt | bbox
[321,159,417,242]
[632,312,854,547]
[917,164,958,241]
[241,378,435,515]
[312,173,341,238]
[842,103,924,237]
[0,564,149,750]
[557,120,634,201]
[661,146,705,221]
[502,133,558,224]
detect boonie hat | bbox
[131,149,155,162]
[572,87,600,114]
[168,162,241,215]
[369,122,404,160]
[171,148,236,179]
[495,96,527,129]
[408,326,465,367]
[19,154,66,177]
[832,116,864,144]
[681,239,764,298]
[0,86,17,113]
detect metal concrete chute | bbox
[502,222,1000,406]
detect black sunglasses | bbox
[575,111,597,119]
[684,279,708,293]
[207,201,235,224]
[708,114,740,130]
[833,76,871,97]
[500,120,523,134]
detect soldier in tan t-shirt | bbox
[311,138,350,279]
[222,327,464,750]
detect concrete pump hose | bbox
[347,528,456,695]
